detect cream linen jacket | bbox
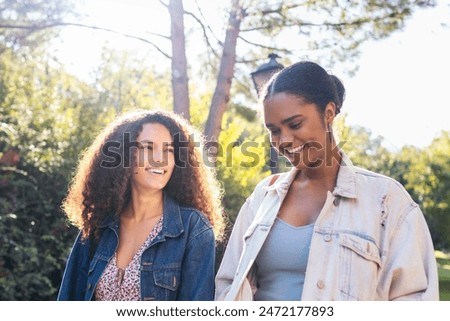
[215,152,439,301]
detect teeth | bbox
[148,169,164,174]
[286,145,304,154]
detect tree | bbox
[203,0,243,141]
[3,0,435,141]
[0,0,76,53]
[169,0,190,119]
[93,48,173,117]
[200,0,435,141]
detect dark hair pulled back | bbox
[263,61,345,115]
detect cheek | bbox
[269,134,280,148]
[167,152,175,165]
[134,149,149,167]
[269,133,277,142]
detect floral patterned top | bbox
[95,217,163,301]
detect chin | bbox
[286,156,323,170]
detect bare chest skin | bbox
[115,215,161,270]
[277,178,331,227]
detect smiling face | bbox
[132,122,175,193]
[264,92,335,170]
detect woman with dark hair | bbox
[58,110,225,301]
[215,61,439,301]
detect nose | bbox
[151,147,165,165]
[278,131,293,148]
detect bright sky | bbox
[52,0,450,150]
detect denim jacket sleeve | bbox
[57,231,90,300]
[176,217,216,301]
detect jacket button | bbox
[333,197,340,206]
[324,234,332,242]
[316,280,325,289]
[87,283,92,290]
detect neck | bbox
[297,141,341,188]
[124,188,164,222]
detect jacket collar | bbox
[99,191,184,237]
[264,149,357,199]
[333,150,357,199]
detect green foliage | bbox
[93,48,173,116]
[0,165,76,300]
[400,132,450,249]
[333,114,394,174]
[216,110,270,223]
[0,48,94,299]
[436,251,450,301]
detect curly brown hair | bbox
[62,109,225,241]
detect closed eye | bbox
[163,143,174,153]
[268,128,280,136]
[289,121,303,130]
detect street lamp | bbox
[251,53,284,97]
[251,53,284,174]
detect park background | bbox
[0,0,449,300]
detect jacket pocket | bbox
[339,233,381,300]
[153,267,181,291]
[140,264,181,301]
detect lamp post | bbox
[251,53,284,174]
[251,53,284,97]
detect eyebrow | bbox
[266,114,304,127]
[281,114,304,125]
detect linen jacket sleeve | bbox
[380,204,439,300]
[215,196,255,300]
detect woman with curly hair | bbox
[57,110,225,301]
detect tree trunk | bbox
[169,0,190,120]
[204,0,243,142]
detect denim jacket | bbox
[58,192,215,301]
[215,151,439,301]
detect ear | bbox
[324,102,336,124]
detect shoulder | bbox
[179,206,213,232]
[178,206,215,246]
[252,171,289,195]
[240,171,289,219]
[355,166,411,196]
[352,166,418,212]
